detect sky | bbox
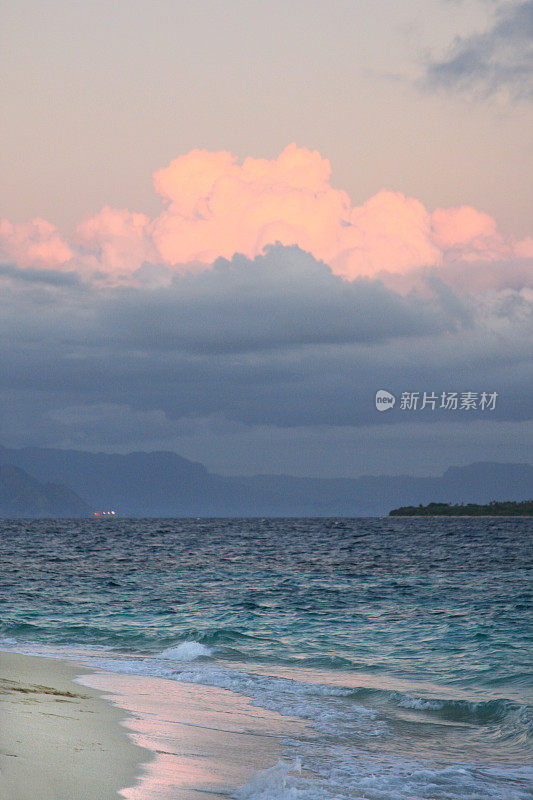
[1,0,532,477]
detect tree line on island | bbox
[389,500,532,516]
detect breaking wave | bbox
[158,641,213,661]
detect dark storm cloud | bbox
[424,1,533,100]
[0,246,467,354]
[0,245,531,445]
[103,247,468,355]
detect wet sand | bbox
[82,670,310,799]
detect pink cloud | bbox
[0,218,72,268]
[74,207,156,274]
[151,144,349,265]
[431,206,512,262]
[1,144,530,291]
[333,190,442,278]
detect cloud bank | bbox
[1,145,531,293]
[1,244,531,438]
[1,144,530,472]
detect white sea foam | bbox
[398,695,442,710]
[76,653,386,741]
[0,638,114,659]
[3,639,531,799]
[231,751,533,800]
[234,760,304,800]
[158,641,213,661]
[170,663,386,740]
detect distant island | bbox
[389,500,533,517]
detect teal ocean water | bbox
[1,518,531,798]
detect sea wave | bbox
[396,693,530,727]
[232,758,533,800]
[234,760,304,800]
[158,641,213,661]
[2,635,530,747]
[2,637,531,800]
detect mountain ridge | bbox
[0,464,90,518]
[0,445,530,517]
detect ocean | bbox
[1,517,531,798]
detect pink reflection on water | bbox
[81,671,307,800]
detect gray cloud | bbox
[106,246,469,355]
[0,263,82,287]
[424,1,533,100]
[0,245,531,472]
[0,245,468,354]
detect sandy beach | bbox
[0,653,150,800]
[0,651,309,800]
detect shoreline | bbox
[0,651,309,800]
[0,653,151,800]
[80,669,309,799]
